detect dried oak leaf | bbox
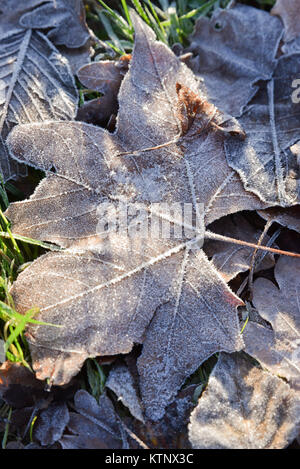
[186,4,283,117]
[0,29,78,181]
[204,213,274,283]
[243,256,300,391]
[5,13,257,419]
[224,54,300,207]
[272,0,300,43]
[59,390,126,449]
[188,352,300,449]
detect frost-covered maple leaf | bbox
[6,12,281,420]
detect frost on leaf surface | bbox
[6,13,250,418]
[0,0,44,38]
[106,363,144,423]
[0,29,78,181]
[186,4,283,117]
[137,249,244,421]
[225,54,300,207]
[244,256,300,391]
[33,401,69,446]
[188,352,300,449]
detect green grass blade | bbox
[0,232,61,251]
[121,0,133,28]
[131,0,151,24]
[1,407,12,449]
[0,209,24,264]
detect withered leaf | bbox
[0,361,45,408]
[283,37,300,54]
[59,390,126,449]
[243,256,300,390]
[0,0,43,38]
[188,352,300,449]
[186,4,283,117]
[0,0,92,78]
[2,0,90,48]
[258,205,300,234]
[204,213,274,282]
[0,29,78,181]
[272,0,300,43]
[77,57,131,126]
[224,54,300,207]
[76,98,114,127]
[0,361,78,445]
[33,401,69,446]
[6,13,250,418]
[78,57,131,95]
[129,384,197,449]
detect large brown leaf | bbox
[188,352,300,449]
[5,13,261,419]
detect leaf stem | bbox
[205,230,300,258]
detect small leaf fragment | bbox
[258,206,300,234]
[106,363,144,423]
